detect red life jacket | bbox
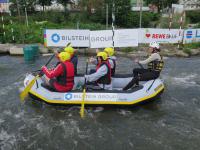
[53,61,74,92]
[96,60,111,85]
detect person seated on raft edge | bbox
[104,47,117,77]
[123,42,164,91]
[85,51,112,90]
[89,47,116,77]
[41,52,75,92]
[54,45,78,75]
[64,46,78,75]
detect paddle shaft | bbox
[45,54,55,67]
[137,62,144,69]
[84,60,88,85]
[80,59,88,118]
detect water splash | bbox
[0,130,17,150]
[118,109,132,116]
[163,73,200,87]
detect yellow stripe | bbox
[29,85,164,105]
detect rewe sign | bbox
[139,28,183,43]
[148,33,177,39]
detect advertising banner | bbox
[90,29,139,48]
[90,30,113,48]
[45,29,90,47]
[139,28,183,44]
[114,29,138,47]
[45,28,200,47]
[183,29,200,44]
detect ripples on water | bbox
[0,55,200,150]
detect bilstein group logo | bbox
[64,93,73,100]
[51,33,60,43]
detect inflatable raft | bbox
[23,74,164,105]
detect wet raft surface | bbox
[0,55,200,150]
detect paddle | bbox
[20,54,55,102]
[80,59,88,118]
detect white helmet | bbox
[149,42,159,49]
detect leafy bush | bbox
[183,48,191,55]
[186,10,200,23]
[126,12,160,28]
[1,13,108,43]
[121,47,137,53]
[184,42,200,49]
[79,22,105,30]
[159,14,189,29]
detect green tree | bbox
[144,0,179,13]
[9,0,36,15]
[114,0,131,27]
[36,0,53,12]
[57,0,71,19]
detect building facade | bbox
[179,0,200,10]
[0,0,10,12]
[131,0,150,12]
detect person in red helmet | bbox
[123,42,164,91]
[41,52,74,92]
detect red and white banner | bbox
[139,28,183,43]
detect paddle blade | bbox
[20,76,37,102]
[80,88,86,118]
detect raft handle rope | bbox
[146,79,156,92]
[36,79,39,89]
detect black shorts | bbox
[49,79,57,90]
[41,79,57,92]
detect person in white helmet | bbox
[123,42,164,91]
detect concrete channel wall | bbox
[0,44,49,55]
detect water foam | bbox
[0,130,17,150]
[164,73,199,87]
[0,118,5,124]
[0,80,22,97]
[118,109,132,116]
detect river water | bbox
[0,55,200,150]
